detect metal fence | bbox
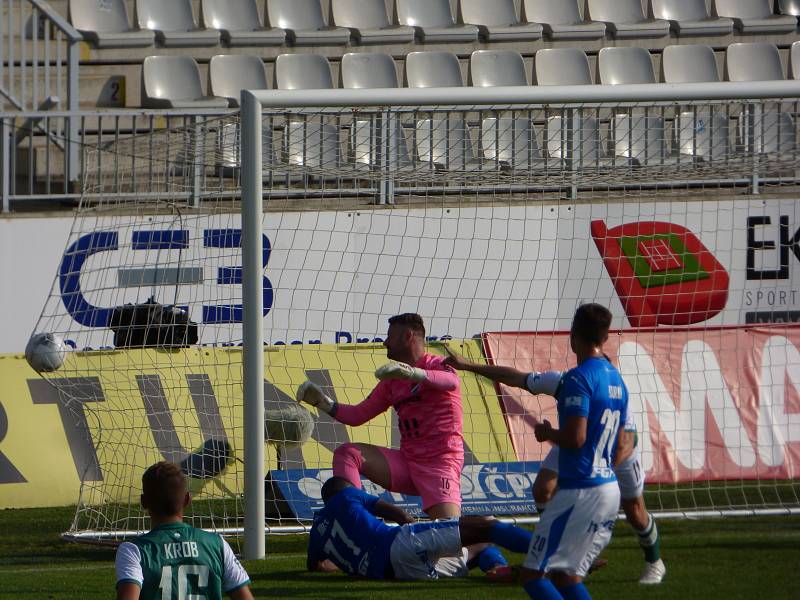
[2,88,800,212]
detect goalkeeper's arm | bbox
[296,381,391,426]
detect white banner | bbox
[1,198,799,352]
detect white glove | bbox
[296,381,337,415]
[374,362,427,382]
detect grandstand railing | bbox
[0,0,82,193]
[3,81,800,213]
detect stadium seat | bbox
[274,54,342,169]
[586,0,670,38]
[70,0,154,48]
[340,53,413,169]
[651,0,734,36]
[521,0,606,40]
[265,0,350,45]
[459,0,543,42]
[778,0,800,16]
[209,55,268,107]
[661,44,730,161]
[201,0,284,46]
[331,0,415,44]
[712,0,797,33]
[405,51,488,170]
[792,41,800,78]
[141,56,229,108]
[598,47,669,165]
[534,48,602,167]
[469,50,546,170]
[135,0,220,47]
[725,43,797,154]
[395,0,479,43]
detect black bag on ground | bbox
[109,298,198,348]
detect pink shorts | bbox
[378,447,463,511]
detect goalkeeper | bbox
[307,476,533,580]
[444,347,666,585]
[296,313,464,521]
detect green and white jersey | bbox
[115,522,250,599]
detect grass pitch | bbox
[1,506,798,599]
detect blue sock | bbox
[557,583,592,600]
[477,545,508,572]
[523,578,564,600]
[490,521,533,554]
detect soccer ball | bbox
[265,401,314,448]
[25,333,67,372]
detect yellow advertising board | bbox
[0,340,512,509]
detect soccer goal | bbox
[31,81,800,559]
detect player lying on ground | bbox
[296,313,464,521]
[115,462,253,600]
[307,476,533,580]
[445,348,665,585]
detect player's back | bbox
[557,356,628,489]
[126,522,227,599]
[308,487,401,578]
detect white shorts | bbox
[539,446,644,501]
[389,520,468,580]
[523,482,620,577]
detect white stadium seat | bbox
[274,54,342,169]
[265,0,351,45]
[209,54,269,107]
[662,44,730,161]
[341,53,413,169]
[469,50,546,171]
[726,43,797,154]
[459,0,543,42]
[201,0,285,46]
[713,0,797,34]
[135,0,220,47]
[521,0,606,40]
[586,0,670,38]
[395,0,479,43]
[331,0,415,44]
[598,47,669,165]
[141,55,229,108]
[651,0,734,36]
[778,0,800,16]
[792,41,800,79]
[406,52,488,170]
[534,48,602,167]
[70,0,154,48]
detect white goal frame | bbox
[239,80,800,559]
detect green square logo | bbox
[619,234,710,289]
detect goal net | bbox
[30,91,800,549]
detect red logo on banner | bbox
[591,220,729,327]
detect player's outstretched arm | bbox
[371,499,415,525]
[296,380,392,426]
[443,346,528,389]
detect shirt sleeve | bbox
[333,383,393,426]
[419,356,460,392]
[220,537,251,593]
[558,370,591,418]
[525,370,564,396]
[115,542,143,588]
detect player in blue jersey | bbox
[444,356,665,585]
[306,476,534,580]
[519,303,628,600]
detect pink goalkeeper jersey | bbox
[334,353,464,461]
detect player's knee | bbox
[334,443,363,465]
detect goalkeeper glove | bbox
[374,362,427,382]
[296,381,337,416]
